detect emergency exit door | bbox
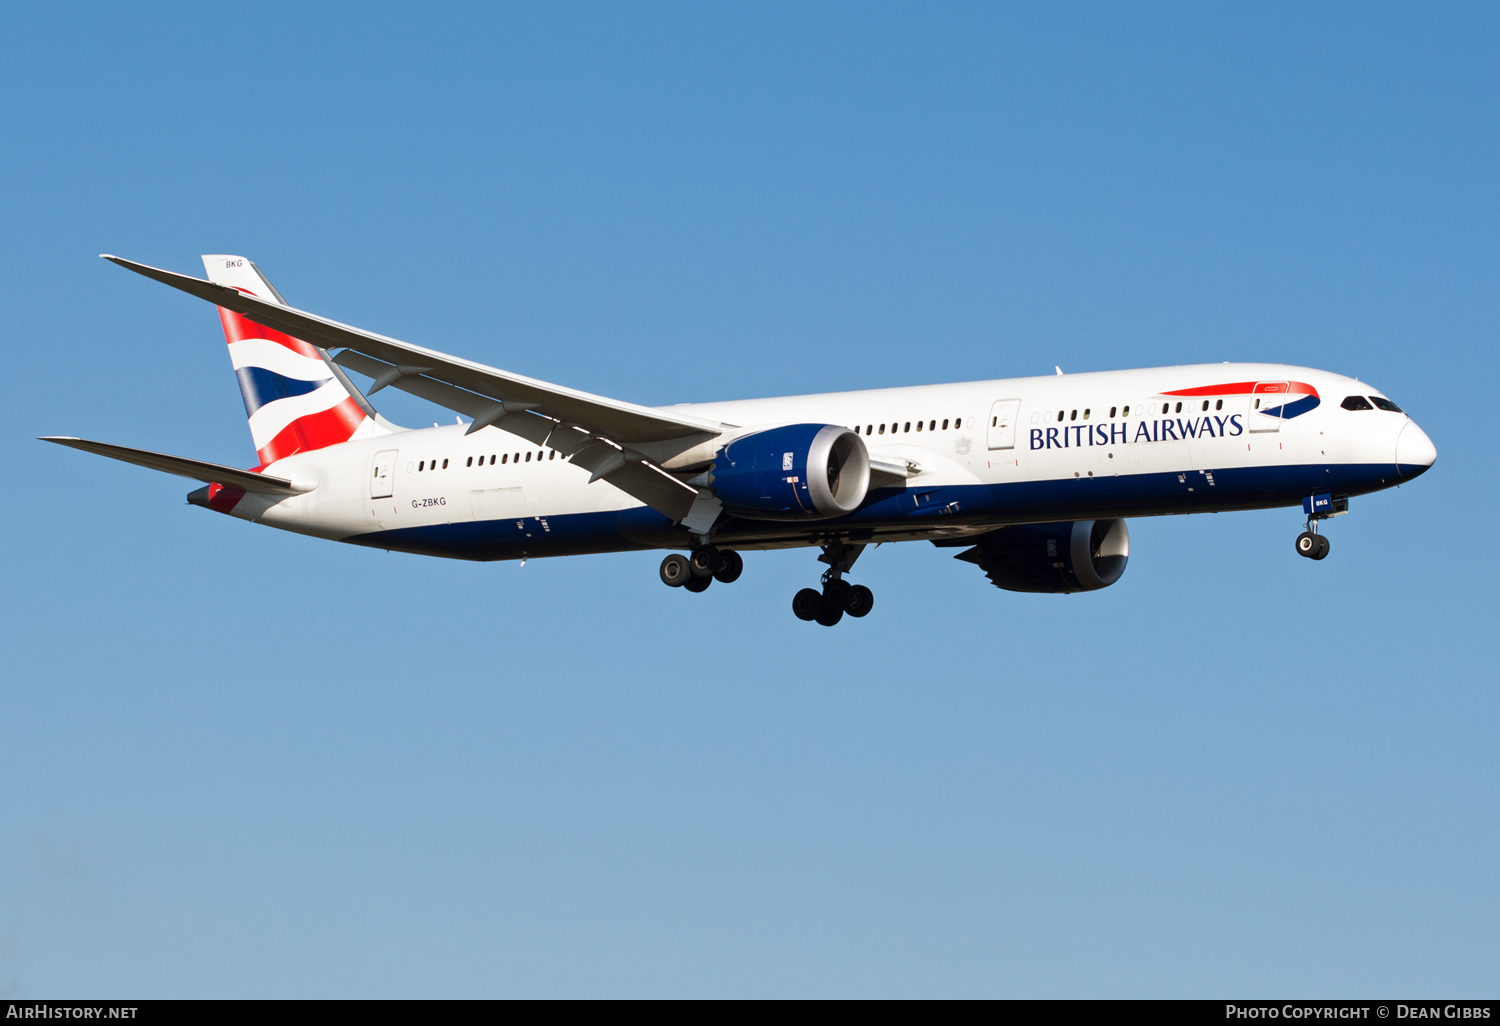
[370,450,397,499]
[987,400,1021,449]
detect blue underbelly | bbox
[344,461,1412,561]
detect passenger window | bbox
[1057,411,1063,422]
[1110,407,1117,418]
[904,422,911,432]
[1371,397,1403,413]
[1342,395,1375,411]
[1069,410,1077,421]
[525,452,531,462]
[878,424,885,435]
[854,426,860,434]
[502,454,508,464]
[866,425,873,434]
[954,418,961,428]
[418,461,425,471]
[490,455,496,465]
[1201,401,1209,412]
[550,450,556,459]
[1083,409,1090,420]
[1215,399,1223,410]
[929,420,936,431]
[442,459,449,469]
[1174,402,1183,413]
[1123,405,1130,416]
[916,421,924,432]
[466,456,473,467]
[514,453,520,462]
[942,419,949,430]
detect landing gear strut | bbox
[660,545,743,592]
[793,540,874,626]
[1294,495,1340,561]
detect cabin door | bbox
[1248,382,1290,433]
[370,450,397,499]
[987,399,1022,450]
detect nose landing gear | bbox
[1295,526,1330,560]
[792,540,874,625]
[1295,493,1346,560]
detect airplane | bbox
[42,254,1438,626]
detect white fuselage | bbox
[224,362,1434,561]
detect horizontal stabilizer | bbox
[39,437,309,494]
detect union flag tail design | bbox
[202,255,387,468]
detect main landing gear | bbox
[660,544,743,593]
[792,540,874,627]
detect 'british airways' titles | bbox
[1030,414,1244,450]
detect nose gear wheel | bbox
[1295,517,1332,561]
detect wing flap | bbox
[40,437,307,494]
[597,460,700,523]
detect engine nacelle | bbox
[710,424,870,519]
[957,519,1130,593]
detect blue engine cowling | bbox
[710,424,871,520]
[955,519,1130,593]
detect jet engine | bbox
[709,424,870,520]
[956,519,1130,593]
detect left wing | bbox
[102,255,724,523]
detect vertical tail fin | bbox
[202,255,387,468]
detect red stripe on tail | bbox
[217,307,322,359]
[255,396,367,468]
[206,482,246,513]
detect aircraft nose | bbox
[1396,421,1437,479]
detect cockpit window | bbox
[1341,395,1374,411]
[1370,396,1403,413]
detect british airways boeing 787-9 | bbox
[43,255,1437,625]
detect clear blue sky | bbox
[1,2,1495,998]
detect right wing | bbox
[102,255,724,522]
[40,437,308,494]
